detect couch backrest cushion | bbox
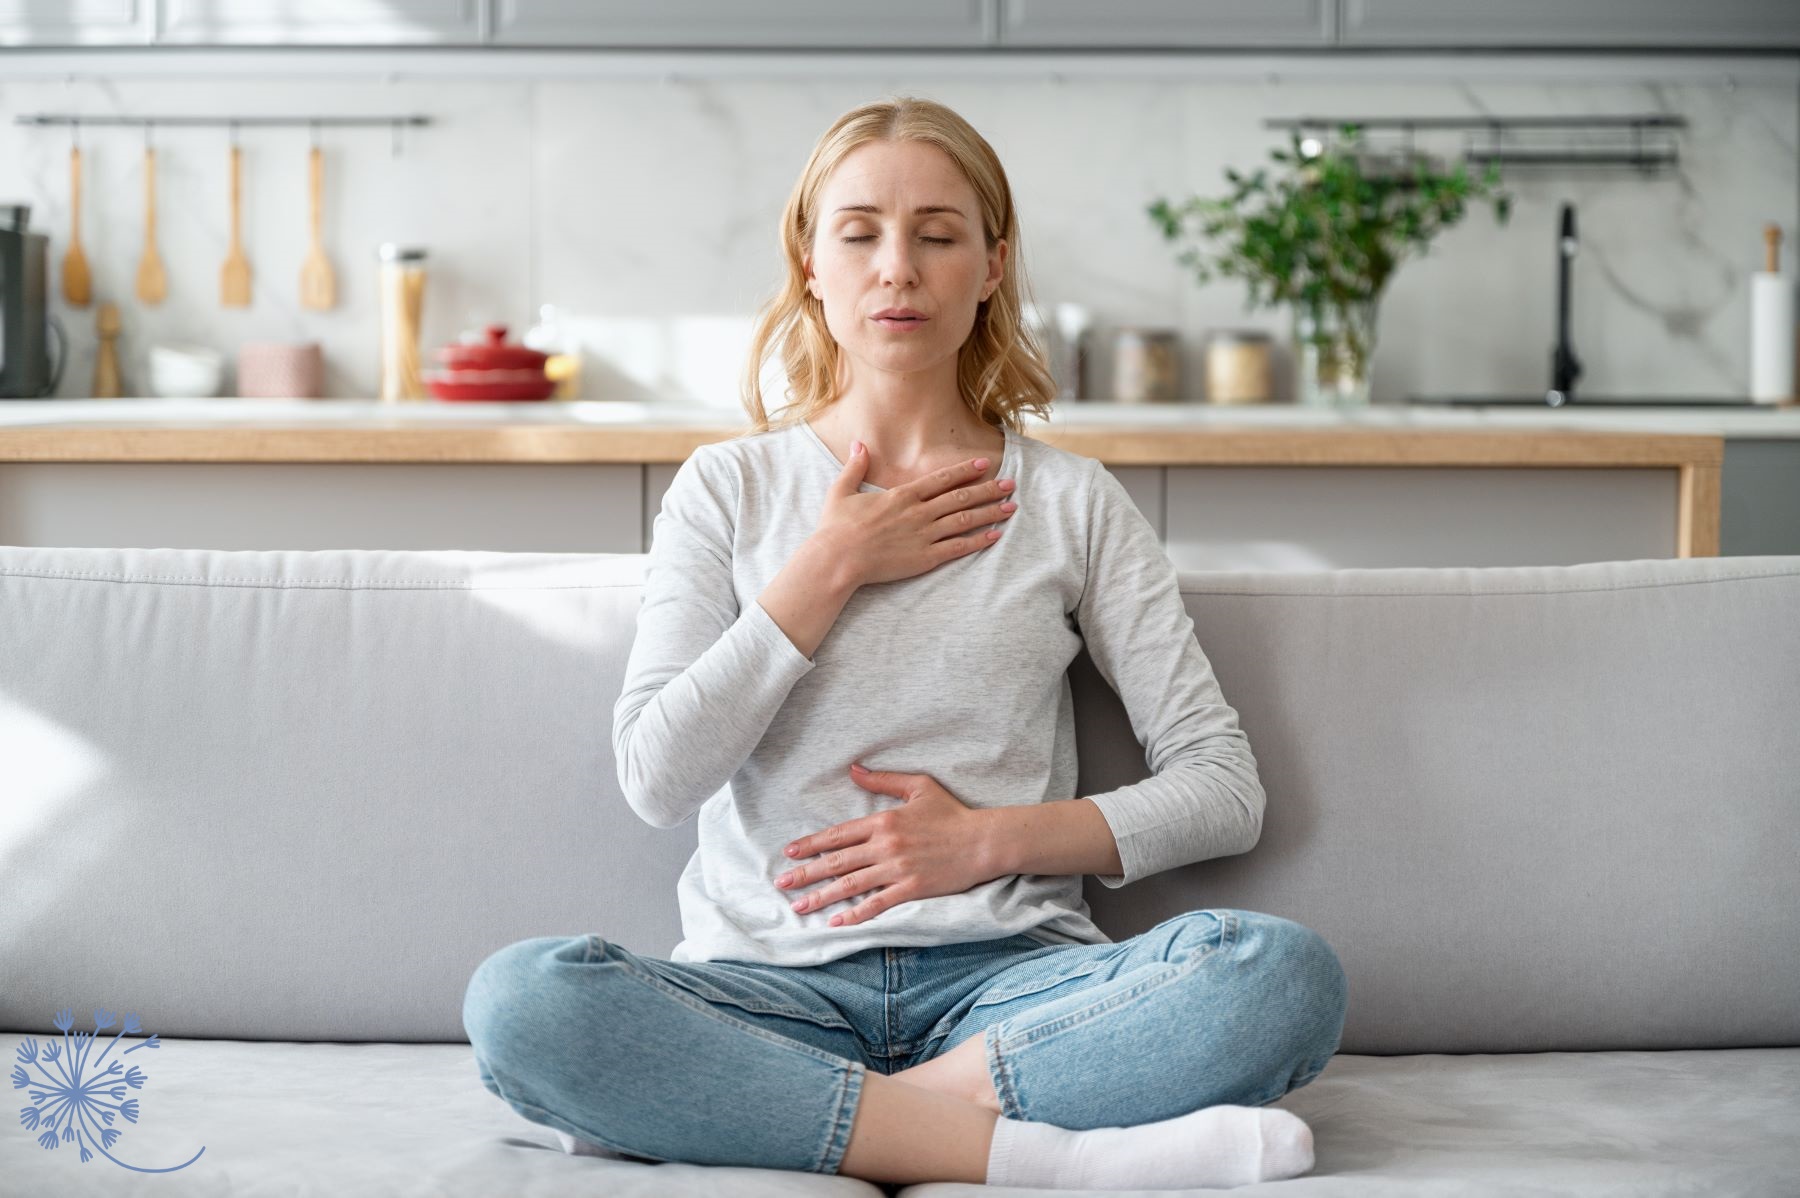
[2,547,1795,1053]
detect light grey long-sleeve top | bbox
[612,418,1266,966]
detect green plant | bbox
[1148,124,1513,316]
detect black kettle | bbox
[0,204,69,399]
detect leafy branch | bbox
[1148,124,1513,316]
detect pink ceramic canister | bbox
[237,342,324,399]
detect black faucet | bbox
[1548,202,1583,406]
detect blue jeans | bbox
[462,908,1347,1175]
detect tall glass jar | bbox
[377,244,428,402]
[1292,296,1379,408]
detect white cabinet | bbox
[492,0,994,48]
[1160,466,1678,570]
[1339,0,1800,49]
[156,0,483,45]
[999,0,1334,48]
[0,464,645,553]
[0,0,153,46]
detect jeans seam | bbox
[814,1060,866,1174]
[985,1023,1026,1121]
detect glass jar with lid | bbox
[377,244,427,402]
[1203,329,1273,405]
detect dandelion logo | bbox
[13,1007,205,1172]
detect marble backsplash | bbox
[1,58,1794,407]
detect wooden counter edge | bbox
[0,424,1722,557]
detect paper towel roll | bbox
[1750,272,1794,403]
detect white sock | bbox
[985,1104,1315,1191]
[553,1128,630,1160]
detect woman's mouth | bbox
[873,316,928,332]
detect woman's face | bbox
[804,138,1006,381]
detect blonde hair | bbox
[737,95,1058,439]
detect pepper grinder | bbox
[92,302,122,398]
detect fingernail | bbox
[850,762,869,774]
[851,440,864,456]
[785,845,800,856]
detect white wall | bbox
[1,50,1794,406]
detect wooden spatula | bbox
[221,144,252,307]
[135,145,167,306]
[299,145,336,310]
[62,145,91,307]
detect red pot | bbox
[425,324,556,401]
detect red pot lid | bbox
[435,324,549,372]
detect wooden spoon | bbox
[299,145,336,310]
[61,145,91,307]
[135,145,167,306]
[220,144,252,307]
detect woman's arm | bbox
[981,798,1125,878]
[758,534,861,661]
[613,448,841,829]
[1071,460,1267,887]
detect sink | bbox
[1408,395,1764,408]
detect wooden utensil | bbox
[300,145,336,310]
[221,144,252,307]
[92,302,122,398]
[135,146,167,305]
[61,145,91,307]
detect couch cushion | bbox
[3,1033,1793,1196]
[914,1046,1800,1197]
[0,1031,881,1196]
[1073,555,1800,1055]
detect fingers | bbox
[829,884,901,927]
[785,864,886,917]
[907,455,997,503]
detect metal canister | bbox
[1203,329,1272,405]
[1110,327,1180,403]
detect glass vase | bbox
[1291,296,1379,408]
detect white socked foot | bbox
[554,1128,631,1159]
[986,1104,1316,1190]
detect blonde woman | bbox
[464,95,1345,1190]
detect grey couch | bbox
[3,543,1797,1197]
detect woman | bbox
[463,95,1346,1190]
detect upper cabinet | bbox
[491,0,994,48]
[0,0,153,46]
[999,0,1334,48]
[156,0,483,44]
[1338,0,1800,49]
[3,0,1796,50]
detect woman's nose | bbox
[877,242,920,287]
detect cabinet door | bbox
[999,0,1333,47]
[158,0,483,44]
[1339,0,1800,49]
[0,0,152,46]
[494,0,993,47]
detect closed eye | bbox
[842,236,954,245]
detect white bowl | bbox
[150,344,224,398]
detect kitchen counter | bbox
[1,398,1769,563]
[0,395,1792,442]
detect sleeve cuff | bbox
[1086,792,1138,889]
[744,596,817,672]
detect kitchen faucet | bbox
[1548,201,1583,406]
